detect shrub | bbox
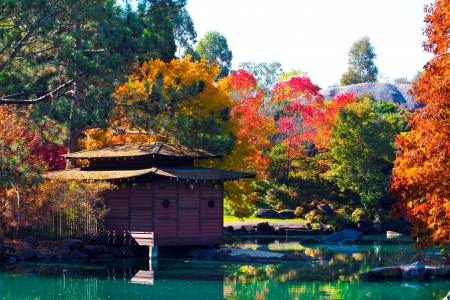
[305,209,322,223]
[275,202,283,211]
[294,206,304,217]
[351,208,366,222]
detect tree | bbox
[0,0,185,155]
[84,57,236,153]
[328,97,406,213]
[172,8,197,57]
[238,61,283,90]
[0,105,66,235]
[195,31,233,78]
[340,36,378,86]
[390,0,450,248]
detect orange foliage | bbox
[390,0,450,248]
[0,106,66,234]
[82,56,234,149]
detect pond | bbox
[0,236,449,300]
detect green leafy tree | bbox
[238,61,283,90]
[340,36,378,86]
[173,7,197,57]
[0,0,185,155]
[327,97,406,212]
[195,30,233,78]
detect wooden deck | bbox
[108,231,154,246]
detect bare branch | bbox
[111,126,167,138]
[83,49,105,53]
[0,30,34,71]
[0,79,75,104]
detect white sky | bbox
[185,0,433,88]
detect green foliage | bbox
[195,31,233,78]
[327,97,407,213]
[340,36,378,85]
[238,61,283,90]
[172,8,197,56]
[0,0,185,152]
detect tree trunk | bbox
[66,130,79,169]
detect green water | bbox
[0,236,449,300]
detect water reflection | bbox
[0,236,448,299]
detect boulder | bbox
[320,204,333,216]
[341,229,363,240]
[72,249,88,261]
[256,222,275,235]
[110,247,122,258]
[365,222,385,235]
[223,226,235,233]
[386,231,402,238]
[278,210,296,219]
[401,262,427,278]
[300,237,322,245]
[281,253,311,261]
[16,247,36,260]
[254,209,278,218]
[89,233,108,245]
[286,229,316,236]
[323,229,362,244]
[64,238,83,249]
[323,232,343,243]
[216,249,251,261]
[21,237,38,248]
[36,250,58,261]
[443,291,450,300]
[200,248,217,259]
[187,246,204,258]
[229,254,252,261]
[338,239,356,245]
[362,266,402,278]
[318,223,332,233]
[425,266,449,277]
[59,253,74,262]
[216,249,232,260]
[8,257,16,264]
[86,245,109,257]
[95,253,115,262]
[119,245,137,257]
[241,225,256,234]
[357,222,370,235]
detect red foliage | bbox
[230,71,276,176]
[230,69,258,94]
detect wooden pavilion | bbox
[45,142,254,247]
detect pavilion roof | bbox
[43,167,255,181]
[63,142,222,159]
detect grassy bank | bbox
[224,214,308,223]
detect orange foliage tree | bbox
[82,56,236,153]
[0,105,66,235]
[390,0,450,248]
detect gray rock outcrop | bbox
[254,209,278,218]
[320,82,418,110]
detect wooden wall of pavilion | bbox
[105,176,224,246]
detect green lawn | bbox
[223,214,308,223]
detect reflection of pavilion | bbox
[107,268,154,285]
[107,260,156,285]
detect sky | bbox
[185,0,433,88]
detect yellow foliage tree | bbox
[82,56,236,152]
